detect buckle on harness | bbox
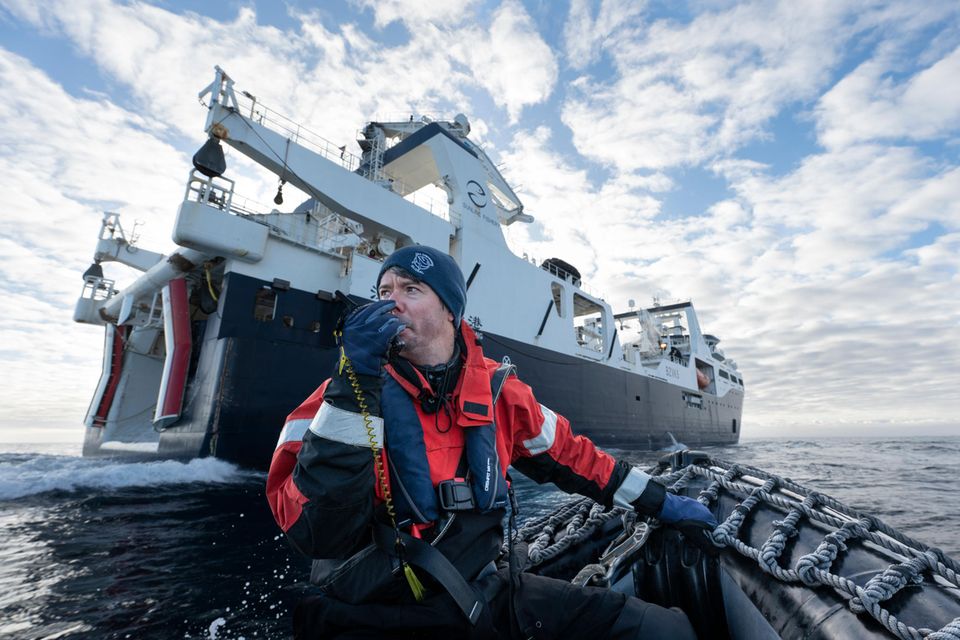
[438,479,476,511]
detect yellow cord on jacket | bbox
[335,330,425,601]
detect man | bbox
[267,245,716,639]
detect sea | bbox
[1,436,958,640]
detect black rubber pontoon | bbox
[518,452,960,640]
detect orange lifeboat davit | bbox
[696,368,710,390]
[154,278,192,428]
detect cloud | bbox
[815,46,960,148]
[351,0,479,29]
[3,0,554,143]
[0,48,186,269]
[499,126,662,283]
[561,1,959,171]
[563,0,646,71]
[698,148,960,428]
[722,145,959,271]
[0,48,190,433]
[501,114,959,433]
[462,0,558,123]
[549,0,958,431]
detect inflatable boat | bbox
[520,451,960,640]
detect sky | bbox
[0,0,958,445]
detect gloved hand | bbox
[339,300,405,375]
[659,493,719,555]
[658,493,718,528]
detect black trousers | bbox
[293,569,698,640]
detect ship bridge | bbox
[359,116,531,227]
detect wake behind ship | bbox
[74,68,744,470]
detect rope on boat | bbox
[504,497,627,568]
[652,460,960,640]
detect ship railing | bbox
[390,179,454,224]
[232,90,361,173]
[229,193,272,217]
[514,252,606,299]
[183,171,272,216]
[80,275,117,302]
[314,212,365,256]
[184,171,238,213]
[623,343,676,367]
[372,111,446,125]
[541,260,580,285]
[181,170,371,257]
[247,209,365,258]
[232,90,453,224]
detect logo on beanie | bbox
[410,252,434,275]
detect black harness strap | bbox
[373,523,483,624]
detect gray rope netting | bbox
[507,460,960,640]
[505,497,626,566]
[654,460,960,640]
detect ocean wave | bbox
[0,455,254,501]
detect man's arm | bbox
[265,300,404,558]
[502,378,715,526]
[502,378,633,505]
[265,380,381,558]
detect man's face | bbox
[377,269,455,366]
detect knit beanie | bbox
[377,246,466,327]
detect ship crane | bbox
[196,67,531,256]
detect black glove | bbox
[325,300,403,415]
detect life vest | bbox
[309,361,517,598]
[380,358,512,525]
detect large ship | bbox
[74,68,743,470]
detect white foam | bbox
[208,617,226,639]
[99,440,161,453]
[0,455,254,501]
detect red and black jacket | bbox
[266,322,649,569]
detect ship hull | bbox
[479,333,742,451]
[84,273,741,470]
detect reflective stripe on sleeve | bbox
[613,467,652,509]
[522,404,558,455]
[309,401,384,447]
[275,418,311,448]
